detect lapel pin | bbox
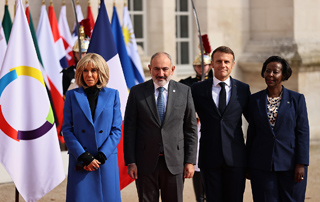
[287,101,290,104]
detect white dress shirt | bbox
[212,77,231,108]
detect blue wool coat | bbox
[62,87,122,202]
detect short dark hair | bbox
[211,46,235,62]
[261,56,292,81]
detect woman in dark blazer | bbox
[247,56,309,202]
[62,53,122,202]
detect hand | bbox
[84,159,101,172]
[184,163,195,178]
[127,164,138,179]
[294,164,305,183]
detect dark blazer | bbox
[246,87,309,171]
[62,65,76,96]
[123,79,198,175]
[191,77,250,168]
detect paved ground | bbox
[1,140,319,202]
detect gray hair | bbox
[149,52,173,67]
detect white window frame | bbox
[128,0,148,55]
[175,0,193,78]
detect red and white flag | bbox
[48,3,69,69]
[58,4,74,66]
[87,1,95,32]
[36,4,65,142]
[0,1,65,201]
[48,3,69,136]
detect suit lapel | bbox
[223,78,237,116]
[163,80,175,124]
[273,87,290,131]
[205,78,219,114]
[74,87,93,124]
[257,89,274,133]
[144,80,161,125]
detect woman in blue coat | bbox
[62,53,122,202]
[247,56,309,202]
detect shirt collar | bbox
[213,76,231,87]
[154,81,169,91]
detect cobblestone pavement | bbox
[1,140,319,202]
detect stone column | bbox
[147,0,176,65]
[193,0,250,80]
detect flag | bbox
[72,3,84,44]
[59,4,75,66]
[26,3,61,143]
[48,3,69,137]
[87,1,95,32]
[36,4,65,142]
[2,3,12,43]
[0,1,65,201]
[0,24,7,67]
[48,3,69,69]
[122,6,145,83]
[25,3,44,70]
[87,0,133,190]
[111,6,136,89]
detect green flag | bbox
[26,6,43,66]
[2,4,12,43]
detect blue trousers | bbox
[250,167,308,202]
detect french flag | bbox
[87,0,133,190]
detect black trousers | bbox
[135,156,184,202]
[201,164,246,202]
[193,171,206,202]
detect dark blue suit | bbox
[247,87,309,202]
[191,77,250,202]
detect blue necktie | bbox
[157,87,165,124]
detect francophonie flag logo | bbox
[0,66,54,141]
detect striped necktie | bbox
[157,87,165,124]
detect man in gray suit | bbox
[123,52,198,202]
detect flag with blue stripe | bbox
[111,6,136,89]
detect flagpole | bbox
[15,187,19,202]
[71,0,82,59]
[190,0,205,81]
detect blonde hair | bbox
[75,53,109,89]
